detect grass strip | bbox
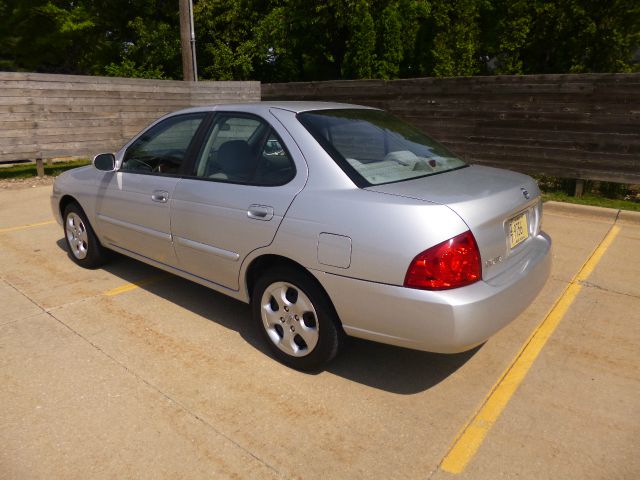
[542,191,640,212]
[0,160,90,179]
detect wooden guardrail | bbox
[263,74,640,184]
[0,72,260,172]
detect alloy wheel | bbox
[260,281,319,357]
[65,212,89,260]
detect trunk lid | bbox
[366,165,542,281]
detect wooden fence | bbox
[263,74,640,184]
[2,72,638,183]
[0,72,260,163]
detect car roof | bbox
[170,101,378,116]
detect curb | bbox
[543,200,640,225]
[618,209,640,225]
[543,201,618,221]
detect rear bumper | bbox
[314,232,552,353]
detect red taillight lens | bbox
[404,230,481,290]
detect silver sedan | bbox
[51,102,551,370]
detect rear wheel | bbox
[63,203,109,269]
[252,266,343,370]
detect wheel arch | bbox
[58,195,106,249]
[244,254,345,331]
[59,194,82,218]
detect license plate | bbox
[508,213,529,249]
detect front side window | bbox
[121,113,205,175]
[192,114,295,186]
[298,109,466,186]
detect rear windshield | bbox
[297,109,466,186]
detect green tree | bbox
[479,0,531,74]
[521,0,640,73]
[0,0,638,80]
[0,0,182,78]
[374,2,403,79]
[0,0,96,73]
[342,0,376,78]
[194,0,258,80]
[480,0,639,75]
[102,1,181,79]
[415,0,482,77]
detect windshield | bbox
[298,109,466,186]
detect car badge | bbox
[521,187,530,200]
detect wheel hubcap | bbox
[260,281,319,357]
[65,212,89,260]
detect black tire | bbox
[62,202,109,269]
[251,266,344,371]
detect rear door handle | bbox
[247,204,274,221]
[151,190,169,203]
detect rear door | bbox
[170,112,307,290]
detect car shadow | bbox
[59,239,481,395]
[327,340,480,394]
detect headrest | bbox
[217,140,253,174]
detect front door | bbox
[95,112,207,265]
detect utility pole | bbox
[179,0,197,81]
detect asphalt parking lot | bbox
[1,185,639,479]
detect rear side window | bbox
[192,114,295,186]
[298,109,466,187]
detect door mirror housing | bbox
[93,153,116,172]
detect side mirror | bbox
[93,153,116,172]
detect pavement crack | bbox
[0,318,22,328]
[45,292,107,313]
[0,275,284,478]
[577,279,640,300]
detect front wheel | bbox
[252,267,344,371]
[63,203,109,269]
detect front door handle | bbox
[151,190,169,203]
[247,204,274,221]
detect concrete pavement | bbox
[1,187,638,479]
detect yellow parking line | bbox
[103,273,169,296]
[0,220,56,234]
[441,224,621,474]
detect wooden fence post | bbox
[35,158,44,178]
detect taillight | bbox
[404,230,481,290]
